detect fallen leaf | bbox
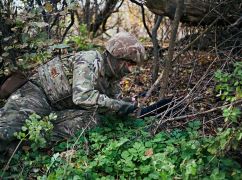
[145,148,153,157]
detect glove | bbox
[122,95,138,102]
[117,102,137,116]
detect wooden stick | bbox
[157,99,242,124]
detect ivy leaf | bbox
[139,165,151,174]
[121,151,130,160]
[22,126,28,132]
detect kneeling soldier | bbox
[0,31,146,152]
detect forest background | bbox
[0,0,241,179]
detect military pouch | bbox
[37,57,72,104]
[0,72,28,99]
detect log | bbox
[145,0,241,26]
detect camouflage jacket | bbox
[31,50,130,113]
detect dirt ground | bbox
[120,46,241,134]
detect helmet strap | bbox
[107,56,117,78]
[104,51,128,79]
[104,52,119,79]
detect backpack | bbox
[0,71,28,99]
[37,57,72,104]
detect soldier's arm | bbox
[72,51,131,112]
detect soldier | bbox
[0,31,146,152]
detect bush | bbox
[1,116,241,179]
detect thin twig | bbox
[152,15,163,81]
[156,99,242,127]
[130,0,152,39]
[143,18,219,102]
[172,17,219,62]
[146,70,164,101]
[2,139,23,175]
[141,5,152,39]
[61,10,75,43]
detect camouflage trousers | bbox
[0,81,99,152]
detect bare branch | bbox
[129,0,143,6]
[159,0,184,98]
[151,15,163,81]
[61,11,75,43]
[141,5,152,39]
[156,99,242,126]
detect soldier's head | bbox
[104,31,146,78]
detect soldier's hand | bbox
[117,102,137,116]
[122,95,138,103]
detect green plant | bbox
[214,62,242,126]
[1,116,242,179]
[68,24,94,51]
[215,62,242,103]
[1,63,242,179]
[14,113,57,150]
[208,61,242,164]
[214,62,242,144]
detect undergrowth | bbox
[0,63,241,180]
[0,115,241,179]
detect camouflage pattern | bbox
[71,50,133,113]
[105,31,146,64]
[52,109,100,142]
[0,81,99,151]
[37,57,72,104]
[31,50,133,113]
[0,82,52,143]
[0,32,145,151]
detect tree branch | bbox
[157,99,242,125]
[151,15,163,81]
[90,0,120,36]
[49,13,60,31]
[130,0,152,39]
[141,5,152,39]
[129,0,143,6]
[61,11,75,43]
[159,0,184,98]
[172,17,219,62]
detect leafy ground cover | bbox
[0,59,241,179]
[0,116,241,179]
[0,28,241,178]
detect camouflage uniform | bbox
[0,31,145,151]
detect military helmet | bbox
[105,31,146,64]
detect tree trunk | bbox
[151,15,163,82]
[145,0,241,26]
[159,0,184,98]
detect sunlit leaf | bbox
[44,2,53,13]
